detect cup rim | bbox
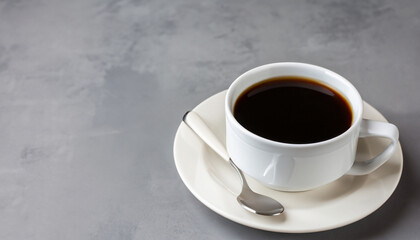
[225,62,364,149]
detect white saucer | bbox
[173,90,403,233]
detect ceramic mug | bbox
[225,62,399,191]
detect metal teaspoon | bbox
[182,111,284,216]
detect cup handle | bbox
[347,119,399,175]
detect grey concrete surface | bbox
[0,0,419,239]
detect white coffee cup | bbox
[225,62,399,191]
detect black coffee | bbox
[233,76,352,144]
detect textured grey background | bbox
[0,0,419,239]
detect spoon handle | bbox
[183,111,230,162]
